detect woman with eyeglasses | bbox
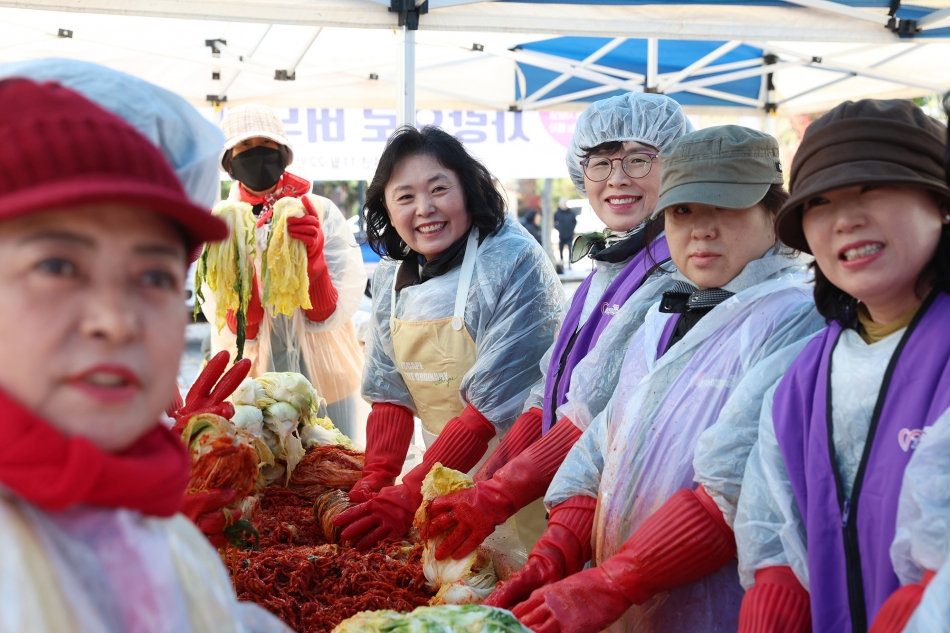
[491,126,825,633]
[421,92,691,564]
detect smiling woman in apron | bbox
[332,126,563,550]
[420,92,692,563]
[733,100,950,633]
[487,126,825,633]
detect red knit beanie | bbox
[0,78,227,249]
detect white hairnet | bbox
[567,92,693,196]
[0,58,224,209]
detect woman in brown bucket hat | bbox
[734,99,950,633]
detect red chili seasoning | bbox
[228,485,434,632]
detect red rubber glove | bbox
[868,569,936,633]
[348,403,415,503]
[473,407,543,482]
[484,495,596,610]
[170,351,251,434]
[512,486,735,633]
[335,404,496,550]
[181,488,242,548]
[513,562,632,633]
[427,418,582,561]
[226,272,264,340]
[738,566,812,633]
[290,196,338,322]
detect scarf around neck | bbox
[236,171,312,227]
[0,389,191,516]
[572,224,646,263]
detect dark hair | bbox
[362,126,506,260]
[220,143,292,176]
[645,182,791,269]
[579,140,626,159]
[812,197,950,328]
[578,140,659,161]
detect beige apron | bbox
[391,231,525,542]
[390,230,499,463]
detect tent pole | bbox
[646,38,659,91]
[397,25,416,128]
[541,178,554,264]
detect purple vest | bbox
[772,291,950,633]
[541,237,671,434]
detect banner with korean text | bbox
[213,108,585,182]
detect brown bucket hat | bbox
[776,99,950,253]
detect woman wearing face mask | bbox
[491,126,825,633]
[330,126,563,550]
[209,105,366,438]
[734,99,950,633]
[422,93,690,564]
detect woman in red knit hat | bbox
[0,77,290,632]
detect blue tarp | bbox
[515,38,766,108]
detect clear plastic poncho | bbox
[204,192,366,435]
[547,249,821,633]
[735,326,910,591]
[892,405,950,575]
[0,492,290,633]
[363,216,564,435]
[566,92,693,196]
[902,558,950,633]
[551,269,677,431]
[0,58,223,208]
[522,256,652,414]
[893,408,950,632]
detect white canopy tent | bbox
[1,1,948,179]
[1,1,949,124]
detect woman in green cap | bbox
[489,125,825,633]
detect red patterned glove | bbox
[484,495,596,610]
[427,418,582,561]
[170,351,251,434]
[868,570,936,633]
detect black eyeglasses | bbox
[581,153,658,182]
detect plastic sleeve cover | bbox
[299,195,366,334]
[693,313,824,529]
[891,406,950,585]
[556,271,675,432]
[362,217,565,434]
[522,342,555,414]
[734,383,810,592]
[902,558,950,633]
[544,396,612,510]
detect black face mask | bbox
[230,145,284,192]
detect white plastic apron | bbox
[390,231,499,463]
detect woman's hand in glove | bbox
[333,483,417,550]
[512,567,631,633]
[181,488,242,548]
[170,351,251,433]
[286,214,325,259]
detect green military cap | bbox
[651,125,784,219]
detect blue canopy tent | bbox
[504,32,950,116]
[513,38,767,110]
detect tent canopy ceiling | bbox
[3,0,950,41]
[1,2,948,115]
